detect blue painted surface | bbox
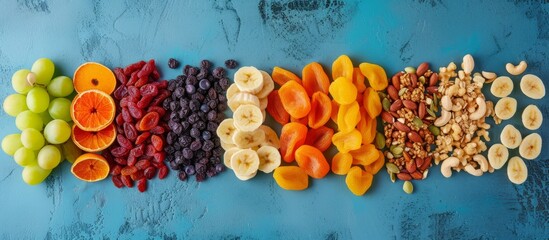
[0,0,547,239]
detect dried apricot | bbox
[332,129,362,153]
[278,81,311,119]
[332,55,354,81]
[364,150,385,174]
[302,62,330,96]
[363,87,382,119]
[272,66,302,86]
[295,145,330,179]
[304,126,334,152]
[273,166,308,191]
[266,90,290,125]
[345,166,373,196]
[337,101,361,133]
[308,92,332,129]
[359,62,388,91]
[331,152,353,175]
[350,143,379,167]
[329,77,357,105]
[279,122,308,163]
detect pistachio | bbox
[386,162,400,174]
[404,66,416,74]
[398,87,408,96]
[426,108,436,118]
[412,117,424,128]
[428,125,440,136]
[390,172,396,183]
[390,146,404,156]
[375,132,386,149]
[382,98,391,111]
[403,181,414,194]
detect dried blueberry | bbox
[207,111,217,121]
[168,58,180,69]
[197,69,207,80]
[215,164,225,173]
[185,84,196,94]
[190,128,201,139]
[202,140,214,152]
[212,67,226,79]
[200,60,211,69]
[190,140,202,151]
[178,171,187,181]
[179,135,192,147]
[188,67,198,76]
[224,59,238,69]
[200,104,209,113]
[199,79,211,90]
[195,173,206,182]
[182,148,193,159]
[185,165,196,175]
[202,131,211,140]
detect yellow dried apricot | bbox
[345,166,373,196]
[331,152,353,175]
[359,62,388,91]
[329,77,357,105]
[332,129,362,153]
[273,166,309,191]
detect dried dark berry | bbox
[196,173,206,182]
[202,131,211,140]
[190,140,202,151]
[185,84,196,94]
[168,58,180,69]
[200,104,209,113]
[218,78,230,89]
[173,87,185,98]
[186,75,198,86]
[212,67,226,79]
[188,67,198,76]
[224,59,238,69]
[182,148,193,159]
[179,135,192,147]
[199,79,211,90]
[207,111,217,121]
[185,165,196,175]
[200,60,211,69]
[197,69,207,80]
[178,171,187,181]
[202,140,214,152]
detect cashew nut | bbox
[469,97,486,120]
[464,164,483,176]
[462,54,475,75]
[472,154,489,172]
[434,110,451,127]
[441,95,453,111]
[441,157,460,178]
[481,71,497,80]
[505,61,527,76]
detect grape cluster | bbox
[2,58,82,185]
[163,60,229,182]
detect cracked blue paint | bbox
[0,0,547,239]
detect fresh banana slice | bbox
[226,84,241,100]
[490,76,513,98]
[257,146,282,173]
[216,119,237,144]
[255,70,275,99]
[522,105,543,130]
[259,97,268,110]
[228,92,260,112]
[500,124,522,149]
[223,147,241,169]
[221,141,237,151]
[234,66,264,93]
[507,156,528,184]
[233,104,263,131]
[487,144,509,170]
[520,74,545,99]
[494,97,517,120]
[232,128,265,149]
[230,149,260,177]
[234,171,257,181]
[259,125,280,149]
[519,133,542,160]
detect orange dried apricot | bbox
[308,92,332,129]
[278,81,311,119]
[364,150,385,174]
[295,145,330,179]
[272,66,302,86]
[352,67,367,93]
[359,62,388,91]
[304,126,334,152]
[279,122,308,163]
[345,166,373,196]
[350,143,379,167]
[273,166,308,191]
[330,100,339,124]
[266,90,290,125]
[302,62,330,96]
[331,152,353,175]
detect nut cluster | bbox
[433,55,496,177]
[381,62,439,181]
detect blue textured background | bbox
[0,0,548,239]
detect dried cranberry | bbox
[153,80,168,89]
[137,95,154,108]
[117,135,133,149]
[123,122,138,141]
[137,178,147,192]
[135,77,149,88]
[135,132,151,145]
[150,126,165,135]
[124,61,146,76]
[144,167,156,179]
[128,104,144,119]
[115,114,124,126]
[111,165,122,175]
[152,69,160,80]
[151,135,163,151]
[158,166,168,179]
[147,106,166,116]
[145,144,156,157]
[121,108,133,123]
[114,157,127,165]
[112,175,124,188]
[113,85,127,100]
[114,67,128,85]
[137,59,155,79]
[121,166,138,176]
[130,146,144,159]
[121,175,133,188]
[138,112,159,131]
[111,147,130,158]
[140,84,159,97]
[152,152,165,163]
[131,170,145,181]
[127,154,137,166]
[126,72,139,86]
[135,159,151,170]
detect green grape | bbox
[15,110,43,131]
[47,76,73,97]
[14,147,36,166]
[62,140,83,164]
[3,93,28,117]
[26,87,50,113]
[37,145,62,169]
[43,119,71,144]
[20,128,45,151]
[38,110,53,125]
[22,164,51,185]
[2,133,23,156]
[48,98,72,122]
[31,58,55,86]
[11,69,33,94]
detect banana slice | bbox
[500,124,522,149]
[234,66,264,93]
[234,171,257,181]
[259,125,280,149]
[522,105,543,130]
[257,146,282,173]
[494,97,517,120]
[490,76,513,98]
[519,133,542,160]
[233,104,263,131]
[226,84,241,100]
[223,147,241,169]
[520,74,545,99]
[232,128,265,149]
[230,149,260,178]
[221,141,237,150]
[255,70,275,99]
[259,97,268,110]
[228,92,260,112]
[216,119,237,144]
[488,143,509,169]
[507,156,528,184]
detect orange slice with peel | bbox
[71,153,110,182]
[71,89,115,131]
[73,62,116,94]
[71,123,116,152]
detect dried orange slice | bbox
[73,62,116,94]
[71,123,116,152]
[71,153,110,182]
[71,89,115,131]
